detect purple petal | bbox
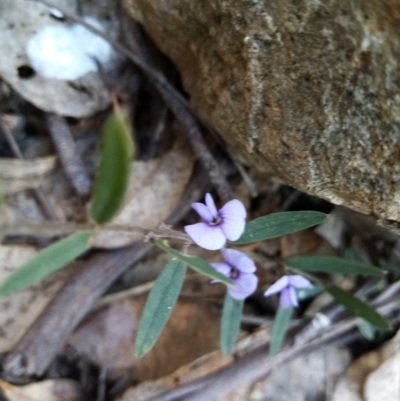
[210,262,231,276]
[279,287,294,308]
[221,248,256,273]
[184,222,226,250]
[264,276,289,297]
[287,275,313,289]
[229,272,258,300]
[288,286,298,307]
[219,200,247,241]
[205,193,218,219]
[191,202,213,223]
[220,199,247,219]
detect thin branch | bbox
[31,0,233,203]
[0,116,58,220]
[45,113,91,197]
[144,299,400,401]
[2,221,191,243]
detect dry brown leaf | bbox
[280,229,336,260]
[117,350,231,401]
[93,142,194,248]
[117,317,272,401]
[0,378,82,401]
[132,298,221,381]
[68,300,139,373]
[0,0,119,117]
[0,245,77,353]
[0,156,56,194]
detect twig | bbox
[4,242,153,377]
[45,113,91,197]
[0,116,58,220]
[32,0,233,203]
[144,299,400,401]
[2,221,191,243]
[94,280,155,310]
[3,165,209,377]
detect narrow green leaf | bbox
[285,255,383,276]
[155,239,233,285]
[234,211,326,244]
[358,319,375,341]
[270,306,293,355]
[90,112,134,224]
[0,231,91,296]
[220,293,244,356]
[135,260,186,357]
[327,285,390,330]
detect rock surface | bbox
[124,0,400,230]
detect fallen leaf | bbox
[93,141,194,248]
[117,350,231,401]
[0,0,119,117]
[0,378,82,401]
[133,299,221,381]
[117,322,272,401]
[68,300,139,373]
[0,245,77,353]
[280,228,335,259]
[0,156,56,194]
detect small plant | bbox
[0,108,390,359]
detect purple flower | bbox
[184,193,246,250]
[264,275,313,308]
[211,248,258,300]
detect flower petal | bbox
[220,199,247,219]
[191,202,213,223]
[205,193,218,219]
[221,248,256,273]
[279,287,294,308]
[287,275,313,289]
[210,262,231,276]
[264,276,289,297]
[229,272,258,300]
[219,200,247,241]
[184,222,226,250]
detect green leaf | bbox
[270,306,293,355]
[0,231,91,296]
[220,293,243,356]
[234,211,326,245]
[327,285,390,330]
[285,255,383,276]
[155,239,233,285]
[358,319,375,341]
[135,260,186,357]
[90,112,134,224]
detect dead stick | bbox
[45,113,91,197]
[0,117,58,220]
[32,0,233,203]
[145,300,400,401]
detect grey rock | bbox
[124,0,400,231]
